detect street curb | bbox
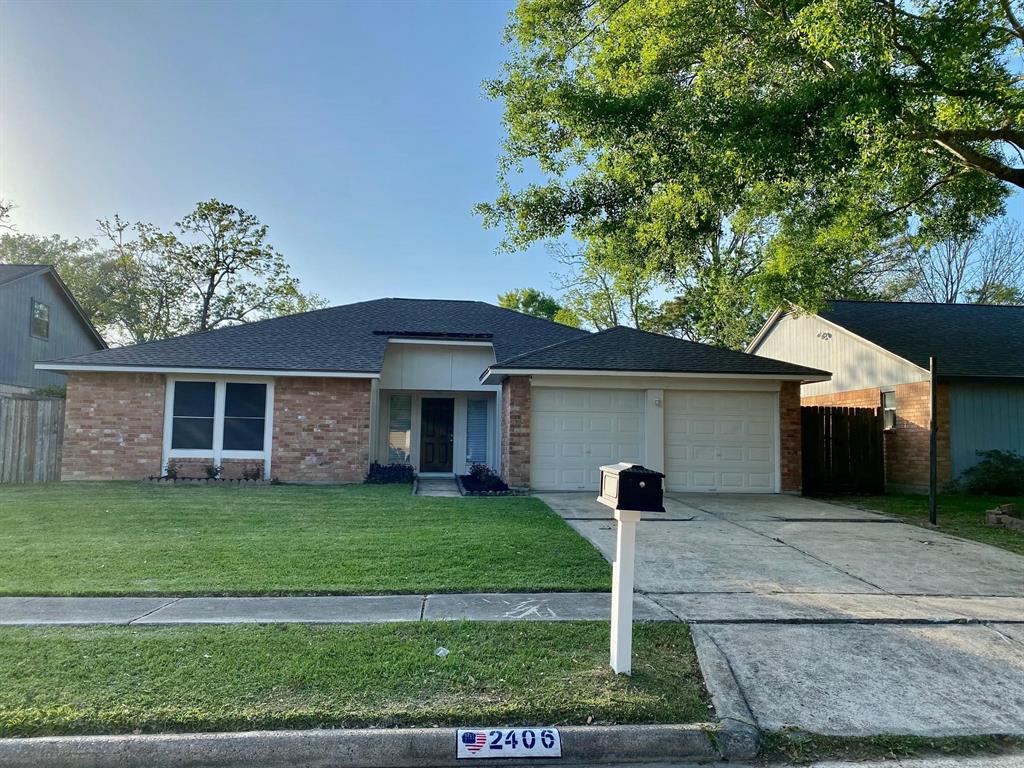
[691,625,761,761]
[0,724,723,767]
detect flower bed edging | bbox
[146,477,275,486]
[455,474,529,497]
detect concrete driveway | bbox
[538,492,1024,737]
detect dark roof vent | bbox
[374,330,494,340]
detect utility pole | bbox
[929,356,938,526]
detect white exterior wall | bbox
[374,342,500,475]
[750,312,927,396]
[379,343,498,392]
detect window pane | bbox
[31,300,49,338]
[223,417,265,450]
[173,382,215,417]
[882,391,896,409]
[466,399,488,463]
[388,394,412,464]
[171,417,214,449]
[225,383,266,418]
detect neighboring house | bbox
[748,300,1024,492]
[0,264,106,395]
[37,298,827,490]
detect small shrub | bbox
[241,467,262,481]
[365,462,415,484]
[957,450,1024,496]
[462,463,508,492]
[164,464,178,480]
[205,464,223,480]
[469,462,496,482]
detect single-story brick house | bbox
[37,298,827,491]
[747,300,1024,492]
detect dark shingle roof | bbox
[491,326,828,378]
[819,300,1024,378]
[0,264,48,286]
[43,298,588,372]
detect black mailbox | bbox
[597,463,665,513]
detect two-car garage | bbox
[530,385,778,493]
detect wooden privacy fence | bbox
[0,395,65,483]
[801,405,885,495]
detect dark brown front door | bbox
[420,398,454,472]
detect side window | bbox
[30,299,50,339]
[388,394,412,464]
[171,382,216,449]
[882,390,897,430]
[466,399,488,463]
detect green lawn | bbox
[835,493,1024,556]
[0,483,611,595]
[0,622,710,736]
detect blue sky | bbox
[0,0,561,305]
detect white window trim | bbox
[162,376,275,479]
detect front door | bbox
[420,398,454,473]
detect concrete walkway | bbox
[2,590,1022,626]
[415,477,461,496]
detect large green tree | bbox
[497,287,568,320]
[479,0,1024,344]
[0,200,324,344]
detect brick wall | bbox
[779,381,802,493]
[62,372,165,480]
[271,377,371,483]
[501,376,531,488]
[802,380,951,492]
[168,458,264,480]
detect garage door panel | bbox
[530,387,645,491]
[664,390,776,493]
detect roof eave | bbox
[481,366,830,386]
[35,362,381,379]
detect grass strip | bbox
[0,621,709,737]
[761,730,1024,764]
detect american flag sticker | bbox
[460,731,487,754]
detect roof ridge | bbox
[493,325,597,366]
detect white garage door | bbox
[531,388,645,491]
[664,390,776,493]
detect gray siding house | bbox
[748,300,1024,491]
[0,265,106,394]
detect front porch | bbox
[371,389,500,477]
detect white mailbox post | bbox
[609,507,641,675]
[597,462,663,676]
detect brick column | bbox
[62,372,165,480]
[779,380,802,493]
[885,380,952,492]
[501,376,531,488]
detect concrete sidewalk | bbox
[2,591,1023,625]
[0,593,672,625]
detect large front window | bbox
[168,379,270,456]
